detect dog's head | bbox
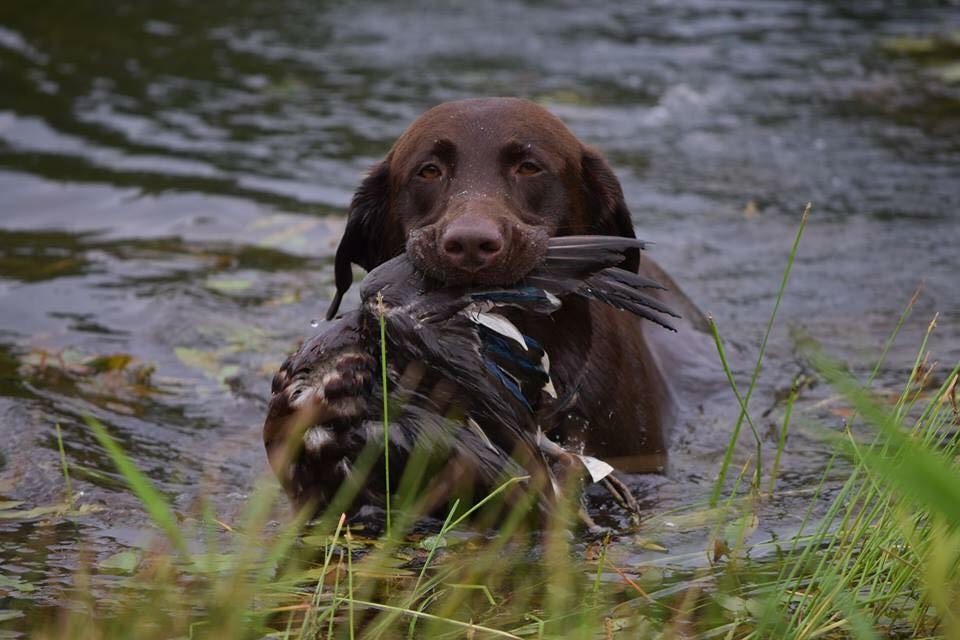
[328,97,638,318]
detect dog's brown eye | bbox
[417,163,442,179]
[516,161,541,176]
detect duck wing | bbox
[522,235,680,331]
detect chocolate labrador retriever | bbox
[326,97,710,473]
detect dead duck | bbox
[263,236,678,525]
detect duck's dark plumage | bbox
[264,236,678,521]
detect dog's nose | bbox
[440,217,504,271]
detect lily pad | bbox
[716,594,763,617]
[420,534,448,550]
[0,574,37,595]
[99,550,141,573]
[185,553,237,575]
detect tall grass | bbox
[15,206,960,639]
[709,202,811,504]
[756,325,960,639]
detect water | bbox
[1,0,959,619]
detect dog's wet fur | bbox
[329,97,711,473]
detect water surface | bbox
[1,0,958,622]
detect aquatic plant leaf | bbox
[175,346,219,373]
[204,277,253,293]
[0,574,37,595]
[420,535,448,550]
[882,36,938,54]
[716,594,762,617]
[634,539,668,553]
[937,62,960,83]
[99,550,140,573]
[300,535,331,548]
[85,354,134,373]
[0,504,65,520]
[184,553,237,574]
[723,513,759,547]
[216,365,240,383]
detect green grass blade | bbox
[54,422,73,499]
[710,203,810,505]
[816,355,960,527]
[84,415,190,557]
[708,315,763,502]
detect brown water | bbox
[1,0,958,622]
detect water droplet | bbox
[309,319,320,328]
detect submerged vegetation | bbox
[7,210,960,639]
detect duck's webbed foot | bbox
[535,433,642,527]
[599,473,641,527]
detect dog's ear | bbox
[580,146,640,273]
[326,159,403,319]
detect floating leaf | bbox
[0,574,37,595]
[723,512,760,547]
[175,347,220,375]
[635,538,669,553]
[0,504,65,520]
[99,550,140,573]
[644,506,729,530]
[936,62,960,83]
[205,277,253,293]
[716,594,763,617]
[882,36,937,54]
[217,364,240,383]
[85,354,134,373]
[301,535,331,547]
[420,535,448,550]
[257,217,321,249]
[174,347,239,385]
[73,503,103,516]
[184,553,236,575]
